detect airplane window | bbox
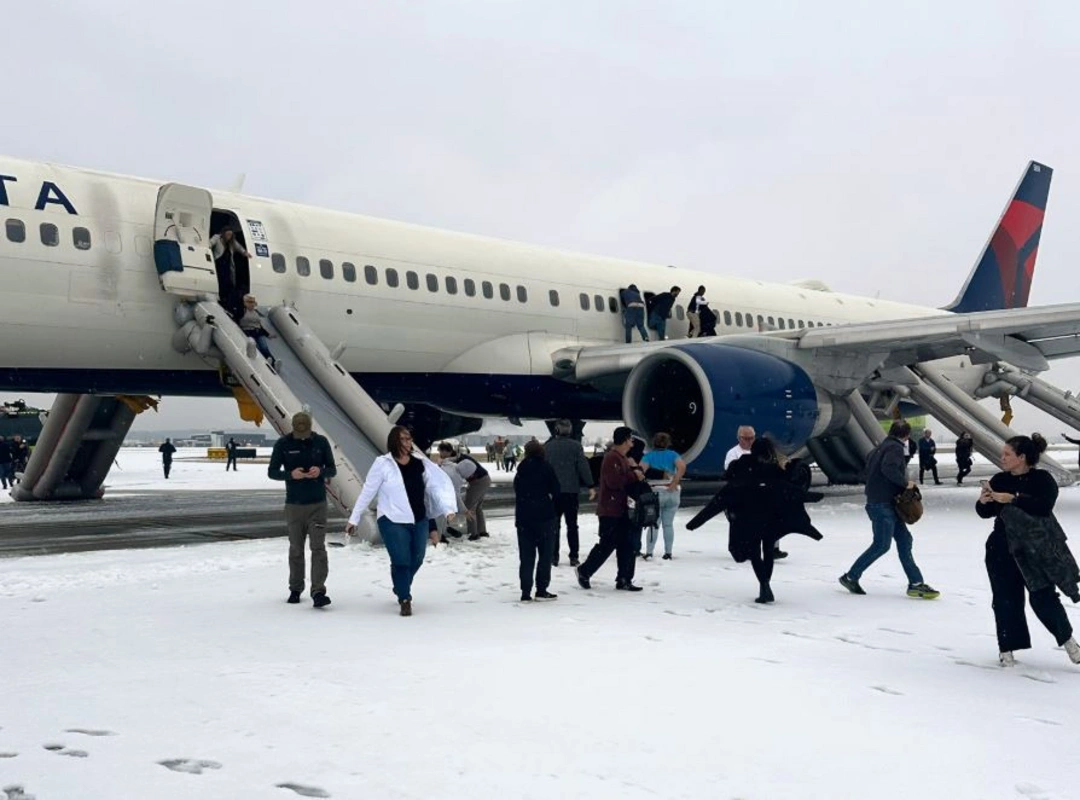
[446,276,458,295]
[723,310,732,326]
[778,318,786,329]
[427,273,439,292]
[579,293,589,310]
[756,315,764,329]
[798,319,805,328]
[482,281,494,299]
[271,253,286,273]
[40,222,59,247]
[386,268,399,288]
[594,294,603,312]
[675,305,684,321]
[343,263,357,283]
[296,256,311,276]
[406,271,419,290]
[608,297,619,313]
[5,219,25,243]
[320,259,334,280]
[464,278,476,297]
[549,289,560,307]
[73,226,92,251]
[788,318,795,329]
[106,231,122,254]
[135,235,151,256]
[735,311,743,327]
[516,285,527,303]
[767,316,775,327]
[500,283,511,301]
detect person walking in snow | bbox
[268,412,337,608]
[513,440,561,602]
[918,428,942,485]
[345,426,457,617]
[839,420,940,599]
[955,431,974,485]
[158,438,176,479]
[976,433,1080,667]
[640,431,686,561]
[544,419,596,567]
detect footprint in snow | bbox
[1016,716,1061,727]
[65,728,116,737]
[3,785,37,800]
[0,753,17,759]
[42,744,87,758]
[158,758,222,774]
[1015,783,1054,800]
[276,781,331,797]
[870,685,904,696]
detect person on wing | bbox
[236,294,276,366]
[918,428,942,485]
[640,432,685,560]
[576,426,647,592]
[544,419,596,567]
[514,440,562,602]
[158,437,176,479]
[687,286,709,338]
[955,431,974,485]
[345,426,456,616]
[620,284,650,343]
[268,412,337,608]
[688,438,823,603]
[647,286,681,341]
[839,420,939,599]
[976,433,1080,667]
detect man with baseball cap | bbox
[268,411,338,608]
[576,425,646,592]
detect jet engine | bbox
[622,344,842,475]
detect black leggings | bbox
[750,539,775,587]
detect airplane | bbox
[2,154,1080,502]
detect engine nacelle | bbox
[622,344,837,474]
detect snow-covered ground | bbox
[1,460,1080,799]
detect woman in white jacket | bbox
[346,426,457,616]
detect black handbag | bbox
[894,486,923,525]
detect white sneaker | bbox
[1064,638,1080,665]
[999,651,1016,667]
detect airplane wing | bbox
[553,303,1080,391]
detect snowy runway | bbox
[2,485,1079,799]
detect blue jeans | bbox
[648,312,667,340]
[848,503,924,585]
[645,487,680,556]
[378,516,429,601]
[623,308,649,343]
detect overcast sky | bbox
[5,1,1080,437]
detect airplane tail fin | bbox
[945,161,1052,313]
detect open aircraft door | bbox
[153,183,218,298]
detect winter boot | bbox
[312,592,331,608]
[755,584,775,604]
[1064,637,1080,665]
[287,591,301,604]
[399,599,412,617]
[999,651,1016,667]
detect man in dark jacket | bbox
[576,426,646,592]
[225,437,238,471]
[544,419,596,567]
[918,429,942,485]
[268,412,338,608]
[647,286,681,341]
[839,420,939,599]
[514,441,562,601]
[955,432,974,485]
[158,438,176,479]
[0,435,12,490]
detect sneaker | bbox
[520,592,533,602]
[312,592,331,608]
[839,574,866,595]
[535,590,558,601]
[1064,637,1080,665]
[772,546,788,559]
[662,553,672,561]
[906,582,940,600]
[1000,651,1016,667]
[287,591,301,604]
[399,599,412,617]
[575,566,591,590]
[615,581,644,592]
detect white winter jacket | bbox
[348,453,458,526]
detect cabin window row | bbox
[5,218,92,251]
[718,310,831,330]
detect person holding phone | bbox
[976,433,1080,667]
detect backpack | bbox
[894,485,923,525]
[633,489,661,528]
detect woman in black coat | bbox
[692,438,823,604]
[976,433,1080,667]
[513,440,562,602]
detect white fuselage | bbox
[0,156,956,413]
